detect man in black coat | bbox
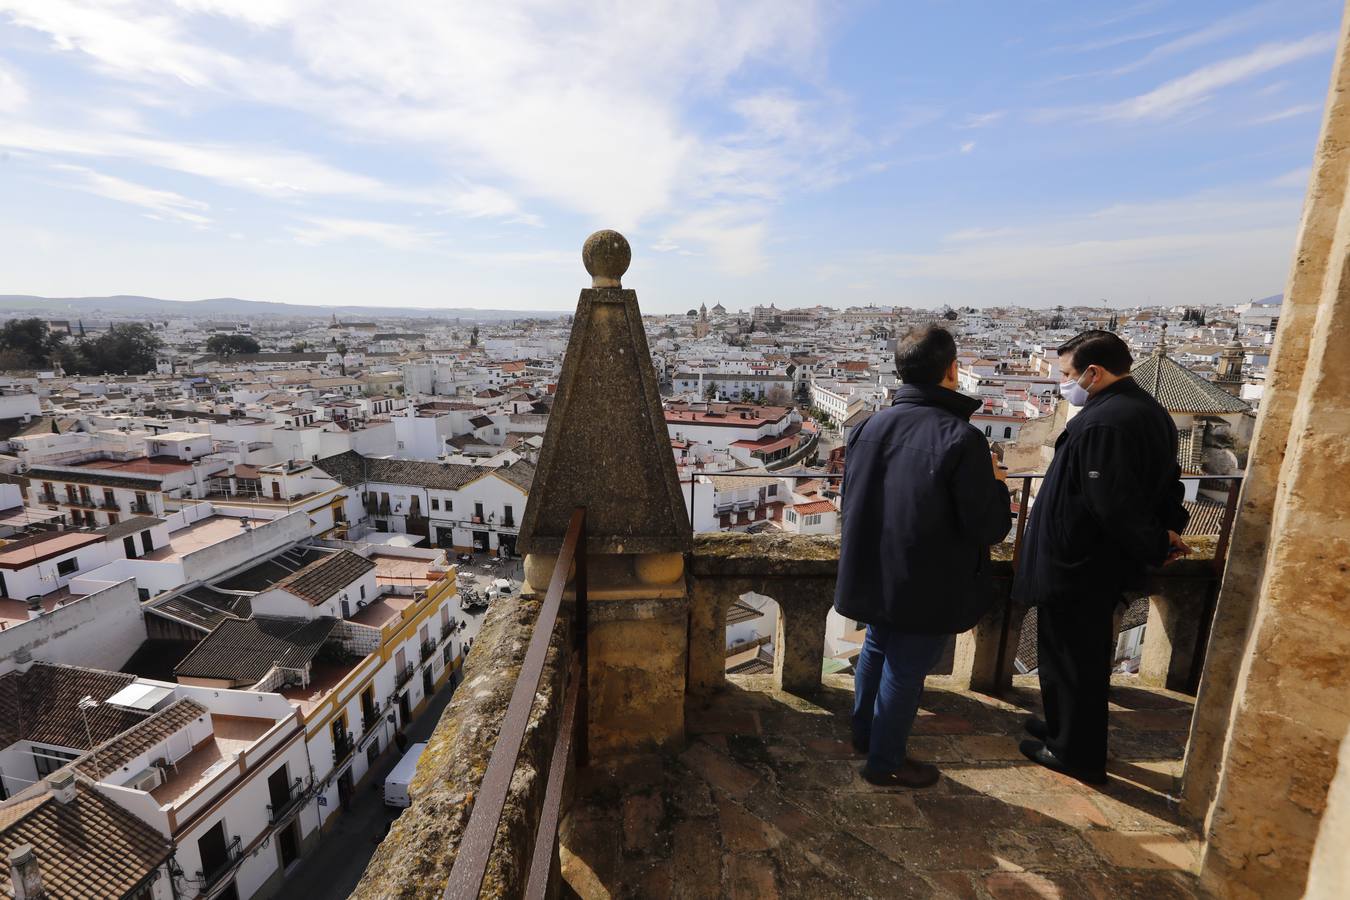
[835,325,1012,787]
[1014,330,1190,783]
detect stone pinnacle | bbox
[582,230,631,288]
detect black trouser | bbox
[1036,596,1118,773]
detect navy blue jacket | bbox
[1013,377,1189,606]
[834,384,1013,633]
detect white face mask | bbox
[1060,369,1092,407]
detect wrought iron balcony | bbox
[420,638,437,665]
[196,835,242,892]
[332,730,355,766]
[266,777,308,824]
[394,664,416,689]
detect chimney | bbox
[47,770,76,804]
[8,845,44,900]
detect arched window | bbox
[1004,427,1012,439]
[984,425,992,436]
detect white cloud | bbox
[826,188,1302,305]
[1249,103,1321,125]
[1270,167,1310,189]
[960,111,1004,129]
[661,206,769,276]
[48,162,212,225]
[0,60,27,112]
[960,141,976,154]
[1099,34,1337,121]
[1111,4,1282,75]
[0,0,844,252]
[289,216,442,250]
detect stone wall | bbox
[351,592,570,899]
[688,532,1219,703]
[1191,10,1350,897]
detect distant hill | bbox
[0,294,564,321]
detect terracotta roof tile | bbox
[0,664,143,750]
[0,783,171,900]
[75,698,209,781]
[275,550,374,606]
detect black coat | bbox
[1013,377,1189,606]
[834,384,1013,634]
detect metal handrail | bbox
[196,834,242,889]
[443,507,587,900]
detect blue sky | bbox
[0,1,1340,312]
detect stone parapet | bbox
[351,593,570,899]
[688,532,1221,702]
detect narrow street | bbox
[280,664,462,899]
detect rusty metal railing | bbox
[443,507,587,899]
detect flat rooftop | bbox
[349,593,415,631]
[142,516,250,562]
[82,456,193,475]
[151,714,275,808]
[370,554,434,586]
[0,532,103,568]
[0,589,72,627]
[279,660,361,716]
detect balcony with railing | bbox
[195,834,242,894]
[419,637,437,665]
[266,776,309,825]
[331,729,355,766]
[352,224,1350,900]
[394,663,415,690]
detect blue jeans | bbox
[852,625,948,773]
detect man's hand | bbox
[991,451,1008,482]
[1164,530,1191,564]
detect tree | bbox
[0,318,65,370]
[205,334,261,358]
[62,323,162,375]
[291,341,309,353]
[469,326,479,348]
[942,309,959,321]
[704,382,717,401]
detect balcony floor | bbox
[561,673,1199,899]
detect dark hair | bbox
[1058,330,1133,376]
[895,324,957,385]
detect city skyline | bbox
[0,1,1340,311]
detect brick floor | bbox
[560,673,1200,899]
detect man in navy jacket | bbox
[835,325,1012,787]
[1014,330,1190,783]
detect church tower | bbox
[1216,329,1246,397]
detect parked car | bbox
[493,578,513,595]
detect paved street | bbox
[282,621,486,897]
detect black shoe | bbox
[851,734,869,755]
[861,760,941,789]
[1018,739,1107,785]
[1024,716,1048,741]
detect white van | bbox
[383,742,428,808]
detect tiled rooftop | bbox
[561,673,1199,899]
[275,548,374,605]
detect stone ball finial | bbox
[582,230,631,288]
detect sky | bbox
[0,1,1341,313]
